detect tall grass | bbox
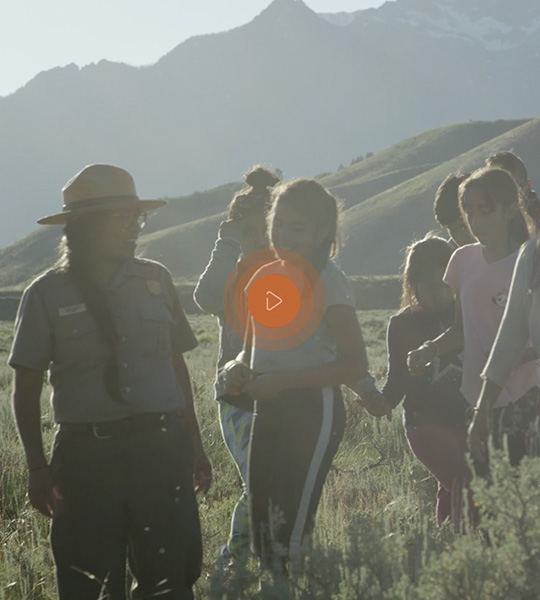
[1,313,540,599]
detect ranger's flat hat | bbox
[38,163,167,225]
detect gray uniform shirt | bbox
[482,237,540,388]
[9,258,198,423]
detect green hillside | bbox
[0,229,63,291]
[0,117,537,289]
[319,118,529,206]
[142,182,242,237]
[339,117,540,275]
[137,211,227,285]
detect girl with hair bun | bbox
[194,164,280,566]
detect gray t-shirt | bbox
[9,258,198,423]
[482,238,540,389]
[250,260,356,373]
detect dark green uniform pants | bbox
[50,413,201,600]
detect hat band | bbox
[63,194,140,212]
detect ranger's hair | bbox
[56,213,125,403]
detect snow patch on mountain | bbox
[318,11,361,27]
[404,4,535,50]
[320,0,540,51]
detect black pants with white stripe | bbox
[248,387,345,570]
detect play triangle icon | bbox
[266,290,283,312]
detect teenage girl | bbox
[194,165,279,564]
[485,151,540,231]
[363,236,469,528]
[408,167,537,471]
[222,179,379,572]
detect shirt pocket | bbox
[53,312,102,366]
[138,300,173,357]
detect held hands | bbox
[347,374,392,421]
[356,391,393,421]
[220,360,256,396]
[407,341,438,376]
[219,360,285,401]
[242,373,284,402]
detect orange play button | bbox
[223,248,326,351]
[247,273,301,328]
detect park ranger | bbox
[9,163,211,600]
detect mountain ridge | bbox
[1,117,537,289]
[0,0,538,246]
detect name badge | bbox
[58,303,87,317]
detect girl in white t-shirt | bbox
[222,179,379,573]
[408,167,538,474]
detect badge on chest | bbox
[146,280,162,295]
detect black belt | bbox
[59,411,185,439]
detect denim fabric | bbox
[219,401,252,556]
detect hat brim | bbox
[37,198,167,225]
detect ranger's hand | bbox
[28,465,63,517]
[193,450,213,495]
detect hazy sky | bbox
[1,0,387,97]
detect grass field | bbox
[3,118,540,291]
[1,312,540,599]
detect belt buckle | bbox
[92,423,113,439]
